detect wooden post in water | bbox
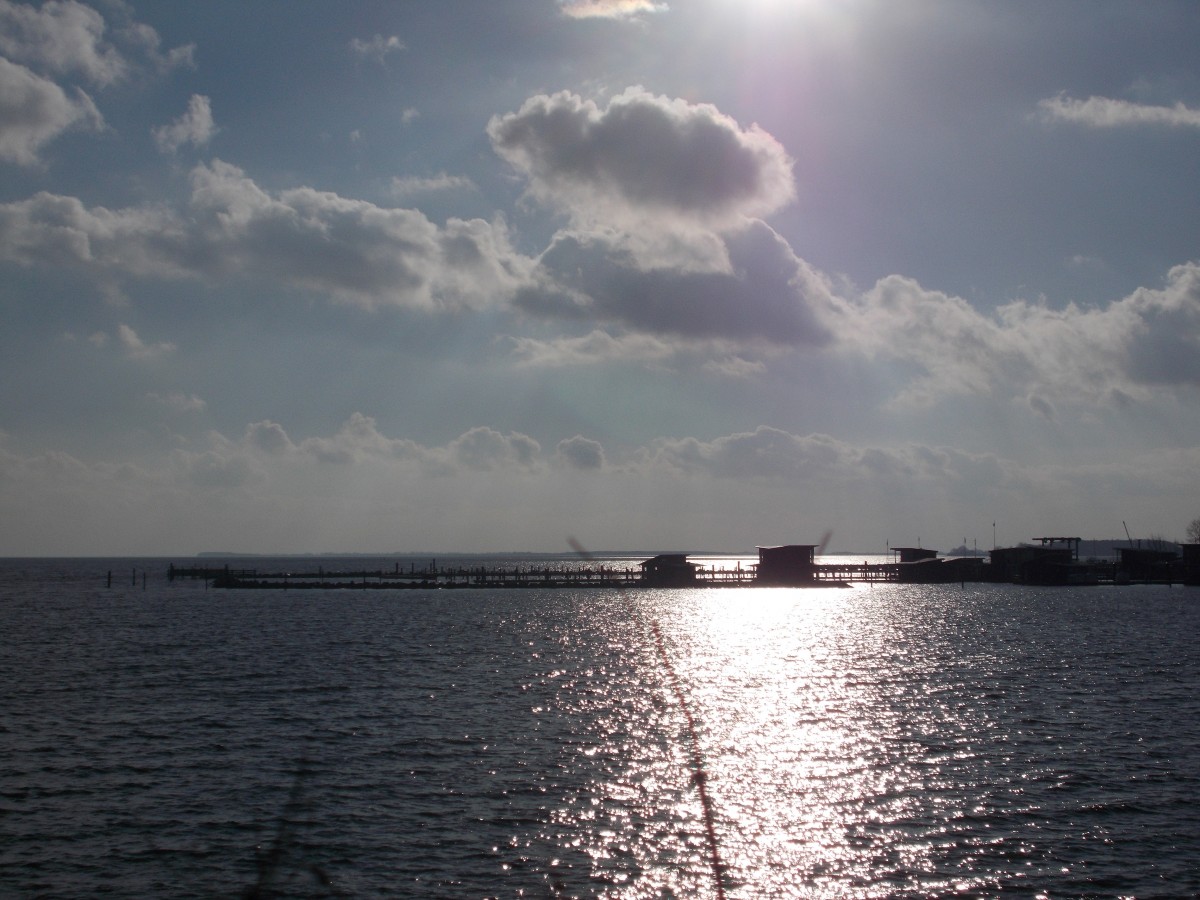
[107,570,112,588]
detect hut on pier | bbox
[639,553,699,587]
[754,545,818,586]
[1117,544,1179,583]
[989,537,1092,584]
[1180,544,1200,586]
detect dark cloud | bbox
[516,219,834,346]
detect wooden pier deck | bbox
[168,560,901,589]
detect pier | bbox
[167,558,900,590]
[166,539,1199,590]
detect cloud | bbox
[516,219,836,346]
[488,87,794,230]
[68,323,176,359]
[1121,263,1200,387]
[162,415,1022,487]
[0,189,184,273]
[556,435,605,469]
[147,391,206,413]
[185,161,531,310]
[641,426,858,479]
[390,172,475,197]
[6,415,1200,554]
[448,426,540,471]
[152,94,216,153]
[172,446,261,489]
[0,0,127,85]
[841,261,1200,407]
[244,420,294,455]
[0,0,191,86]
[1038,93,1200,129]
[0,1,191,164]
[702,355,766,379]
[116,323,174,360]
[637,425,1015,486]
[559,0,668,20]
[0,160,531,310]
[0,57,102,165]
[1066,253,1105,270]
[120,19,194,75]
[508,328,677,367]
[349,33,405,63]
[272,414,542,474]
[295,413,424,465]
[489,88,828,354]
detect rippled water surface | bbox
[3,557,1199,897]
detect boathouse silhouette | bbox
[1181,544,1200,585]
[639,553,700,587]
[754,545,818,585]
[1117,544,1179,583]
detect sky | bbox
[1,0,1199,556]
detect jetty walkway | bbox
[168,561,900,589]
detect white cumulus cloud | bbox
[0,160,532,311]
[0,0,191,85]
[840,262,1200,408]
[0,57,101,165]
[152,94,216,153]
[488,87,794,230]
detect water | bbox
[2,557,1199,898]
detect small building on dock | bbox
[1117,544,1179,583]
[1180,544,1200,586]
[893,547,938,564]
[755,545,818,586]
[639,553,699,587]
[989,537,1099,584]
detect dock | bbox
[167,559,899,590]
[157,538,1200,590]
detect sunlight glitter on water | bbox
[591,586,1020,898]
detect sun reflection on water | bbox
[544,584,1028,897]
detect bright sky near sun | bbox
[1,0,1198,555]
